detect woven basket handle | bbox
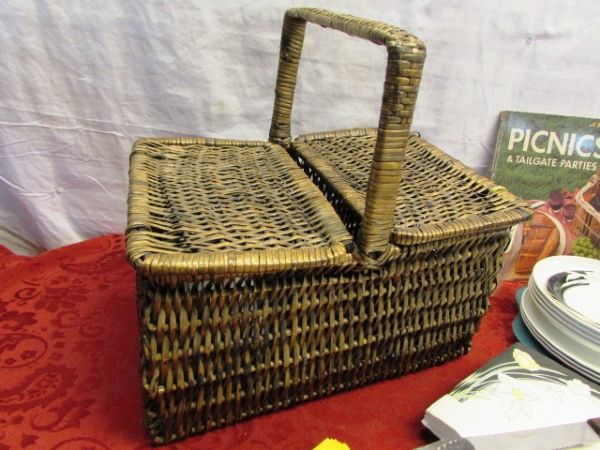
[269,7,426,259]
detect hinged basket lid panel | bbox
[292,128,532,245]
[126,137,354,277]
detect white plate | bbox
[531,256,600,333]
[523,314,600,383]
[547,270,600,322]
[522,305,599,383]
[525,286,599,364]
[528,281,600,346]
[520,288,600,383]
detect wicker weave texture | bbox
[575,173,600,247]
[127,138,354,277]
[270,8,426,258]
[292,129,531,245]
[125,7,532,445]
[138,231,508,443]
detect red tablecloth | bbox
[0,235,523,450]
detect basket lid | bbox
[293,128,532,246]
[126,138,354,278]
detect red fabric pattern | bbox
[0,235,524,450]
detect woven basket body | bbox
[135,233,508,443]
[126,8,531,444]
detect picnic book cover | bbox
[490,111,600,280]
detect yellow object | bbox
[513,348,541,371]
[313,438,351,450]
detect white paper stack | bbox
[422,343,600,440]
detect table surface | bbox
[0,235,523,450]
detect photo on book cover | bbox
[490,111,600,280]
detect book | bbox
[422,343,600,439]
[490,111,600,280]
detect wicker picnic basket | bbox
[575,171,600,247]
[126,8,531,444]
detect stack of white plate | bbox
[520,256,600,383]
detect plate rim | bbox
[530,257,600,331]
[520,288,600,379]
[528,282,600,345]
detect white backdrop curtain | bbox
[1,0,598,254]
